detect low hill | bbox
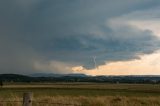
[0,74,160,84]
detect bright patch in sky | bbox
[73,51,160,75]
[129,20,160,37]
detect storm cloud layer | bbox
[1,0,160,74]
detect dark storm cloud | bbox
[1,0,160,73]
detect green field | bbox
[0,83,160,106]
[1,83,160,97]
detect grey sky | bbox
[1,0,160,74]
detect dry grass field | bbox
[0,83,160,106]
[1,96,160,106]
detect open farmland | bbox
[0,83,160,106]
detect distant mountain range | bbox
[0,73,160,84]
[29,73,88,77]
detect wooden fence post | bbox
[23,92,33,106]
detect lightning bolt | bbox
[93,56,98,70]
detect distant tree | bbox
[0,80,3,87]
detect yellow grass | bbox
[1,83,160,106]
[0,96,160,106]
